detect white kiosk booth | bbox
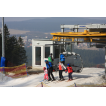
[32,39,54,68]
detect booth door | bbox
[35,47,41,65]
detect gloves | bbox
[53,69,55,72]
[65,69,67,71]
[65,70,67,73]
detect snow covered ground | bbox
[0,68,105,87]
[0,72,43,87]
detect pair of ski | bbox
[56,79,74,82]
[54,78,72,83]
[41,79,73,84]
[43,79,61,84]
[51,79,66,83]
[65,79,74,82]
[43,79,56,84]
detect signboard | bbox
[79,26,86,27]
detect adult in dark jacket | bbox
[60,53,65,65]
[45,60,55,81]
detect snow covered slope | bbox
[0,68,105,87]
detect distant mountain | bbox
[0,17,106,33]
[0,17,48,22]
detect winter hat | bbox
[67,64,70,66]
[45,60,47,62]
[43,67,46,70]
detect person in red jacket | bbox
[58,61,66,81]
[65,64,73,81]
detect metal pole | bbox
[105,45,106,79]
[60,28,64,62]
[53,41,54,62]
[59,45,61,63]
[61,28,64,32]
[60,45,61,54]
[2,17,5,57]
[61,28,66,52]
[71,43,72,53]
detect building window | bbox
[54,45,65,58]
[45,47,50,58]
[54,46,59,58]
[35,47,41,65]
[66,44,72,52]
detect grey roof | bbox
[32,39,52,41]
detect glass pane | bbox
[45,47,50,58]
[61,45,65,53]
[35,47,41,65]
[66,44,71,52]
[54,45,65,58]
[54,46,59,58]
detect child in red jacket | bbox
[65,64,73,81]
[43,67,48,80]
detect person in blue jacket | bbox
[60,53,65,65]
[45,60,55,81]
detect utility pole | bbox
[2,17,5,57]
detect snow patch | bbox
[0,72,13,82]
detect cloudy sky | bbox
[0,17,48,22]
[84,17,106,20]
[0,17,106,22]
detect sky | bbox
[85,17,106,20]
[0,17,48,22]
[0,17,106,22]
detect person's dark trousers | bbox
[62,61,65,79]
[48,67,55,80]
[59,70,63,79]
[68,73,72,79]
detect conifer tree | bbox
[0,24,27,66]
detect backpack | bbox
[48,55,53,63]
[48,56,52,62]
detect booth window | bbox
[54,46,59,58]
[45,47,50,58]
[35,47,41,65]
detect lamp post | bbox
[2,17,5,57]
